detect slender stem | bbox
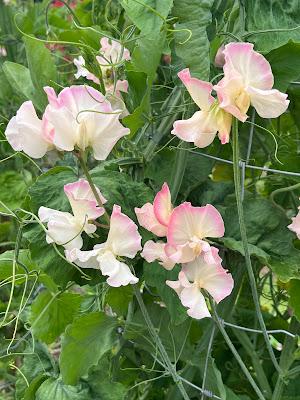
[232,118,281,373]
[230,325,272,398]
[210,300,266,400]
[201,325,215,400]
[272,318,298,400]
[133,286,190,400]
[78,151,110,225]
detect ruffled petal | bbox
[98,251,138,287]
[106,205,142,258]
[64,179,106,220]
[141,240,175,270]
[73,56,100,84]
[178,68,214,110]
[153,182,172,226]
[172,111,218,148]
[135,203,167,237]
[65,247,100,269]
[288,209,300,239]
[246,86,289,118]
[223,42,274,90]
[180,285,211,319]
[167,202,225,246]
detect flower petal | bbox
[246,86,289,118]
[73,56,100,84]
[167,202,225,246]
[223,42,274,90]
[153,182,172,226]
[288,210,300,239]
[64,179,106,220]
[107,205,142,258]
[98,251,138,287]
[65,247,99,269]
[172,111,217,148]
[141,240,175,270]
[135,203,167,237]
[5,101,51,158]
[180,285,211,319]
[178,68,214,110]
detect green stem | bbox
[270,182,300,211]
[133,286,190,400]
[78,151,110,225]
[230,324,272,398]
[170,142,189,202]
[232,118,281,373]
[272,318,298,400]
[210,300,266,400]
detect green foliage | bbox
[30,290,82,344]
[35,378,90,400]
[0,170,30,212]
[60,312,118,385]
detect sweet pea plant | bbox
[1,1,300,399]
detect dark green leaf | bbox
[0,170,29,212]
[30,290,82,344]
[35,377,90,400]
[60,312,118,385]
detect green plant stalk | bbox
[133,286,190,400]
[231,325,272,398]
[232,118,280,373]
[210,300,266,400]
[170,142,189,202]
[78,151,110,225]
[272,318,298,400]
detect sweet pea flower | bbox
[214,42,289,122]
[5,101,54,158]
[73,56,100,84]
[135,183,172,237]
[214,45,225,68]
[141,240,175,270]
[96,37,131,77]
[166,248,234,319]
[38,179,106,250]
[288,207,300,239]
[172,68,232,146]
[43,85,129,159]
[66,205,141,287]
[166,202,225,264]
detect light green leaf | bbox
[24,36,58,109]
[0,170,29,213]
[172,0,214,79]
[288,279,300,322]
[30,291,82,344]
[244,0,300,52]
[60,312,118,385]
[36,377,90,400]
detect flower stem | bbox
[133,286,190,400]
[232,118,281,373]
[210,300,266,400]
[78,151,110,225]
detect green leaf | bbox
[24,374,49,400]
[244,0,300,52]
[267,41,300,91]
[0,249,36,281]
[35,378,90,400]
[0,170,29,212]
[106,285,133,315]
[60,312,118,385]
[288,280,300,321]
[24,36,58,109]
[120,0,173,35]
[2,61,43,111]
[172,0,214,79]
[30,290,82,344]
[143,261,187,325]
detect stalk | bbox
[78,151,110,225]
[232,118,280,373]
[133,286,190,400]
[210,300,266,400]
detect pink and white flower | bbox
[166,202,225,264]
[172,68,232,146]
[66,205,141,286]
[141,240,175,270]
[288,207,300,239]
[214,42,289,122]
[166,248,234,319]
[73,56,100,84]
[38,179,106,250]
[96,37,131,77]
[135,183,172,237]
[5,101,53,158]
[214,45,225,68]
[43,85,129,159]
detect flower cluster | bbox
[172,42,289,147]
[135,183,234,319]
